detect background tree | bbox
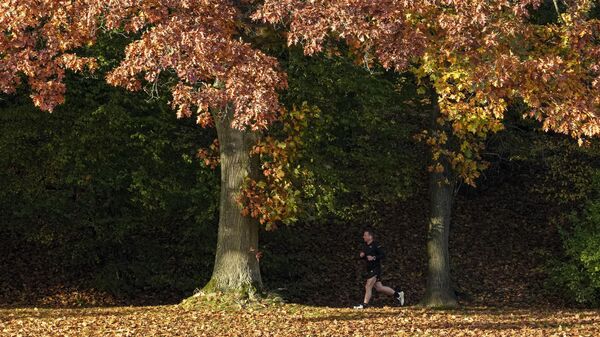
[256,0,600,306]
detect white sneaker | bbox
[396,291,405,306]
[353,304,366,309]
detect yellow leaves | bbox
[255,0,600,186]
[4,0,599,192]
[276,169,285,179]
[237,104,317,230]
[576,138,592,147]
[561,13,573,26]
[432,163,444,173]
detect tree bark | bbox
[420,95,458,308]
[203,108,263,296]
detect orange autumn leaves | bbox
[1,0,288,229]
[2,0,600,223]
[0,0,99,111]
[197,105,315,230]
[1,0,286,130]
[256,0,600,185]
[239,105,316,230]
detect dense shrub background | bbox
[550,170,600,305]
[0,75,219,299]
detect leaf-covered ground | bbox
[2,305,599,337]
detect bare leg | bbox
[363,276,377,304]
[374,281,396,296]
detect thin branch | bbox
[553,0,564,24]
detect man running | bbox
[354,228,404,309]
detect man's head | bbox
[362,228,375,244]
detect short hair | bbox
[363,227,375,237]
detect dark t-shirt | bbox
[361,241,385,271]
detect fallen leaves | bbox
[1,305,599,337]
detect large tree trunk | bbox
[203,109,263,296]
[420,96,458,308]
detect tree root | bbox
[180,286,285,311]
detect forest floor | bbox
[1,304,600,336]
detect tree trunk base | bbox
[418,292,458,309]
[180,281,284,310]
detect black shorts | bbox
[365,267,382,281]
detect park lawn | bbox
[1,304,599,337]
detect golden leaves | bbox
[3,0,600,187]
[238,104,317,230]
[2,305,600,336]
[258,0,600,185]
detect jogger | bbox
[354,228,404,309]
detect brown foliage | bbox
[1,1,286,130]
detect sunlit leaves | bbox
[238,104,318,230]
[1,0,290,230]
[1,1,287,130]
[2,305,600,336]
[257,0,600,185]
